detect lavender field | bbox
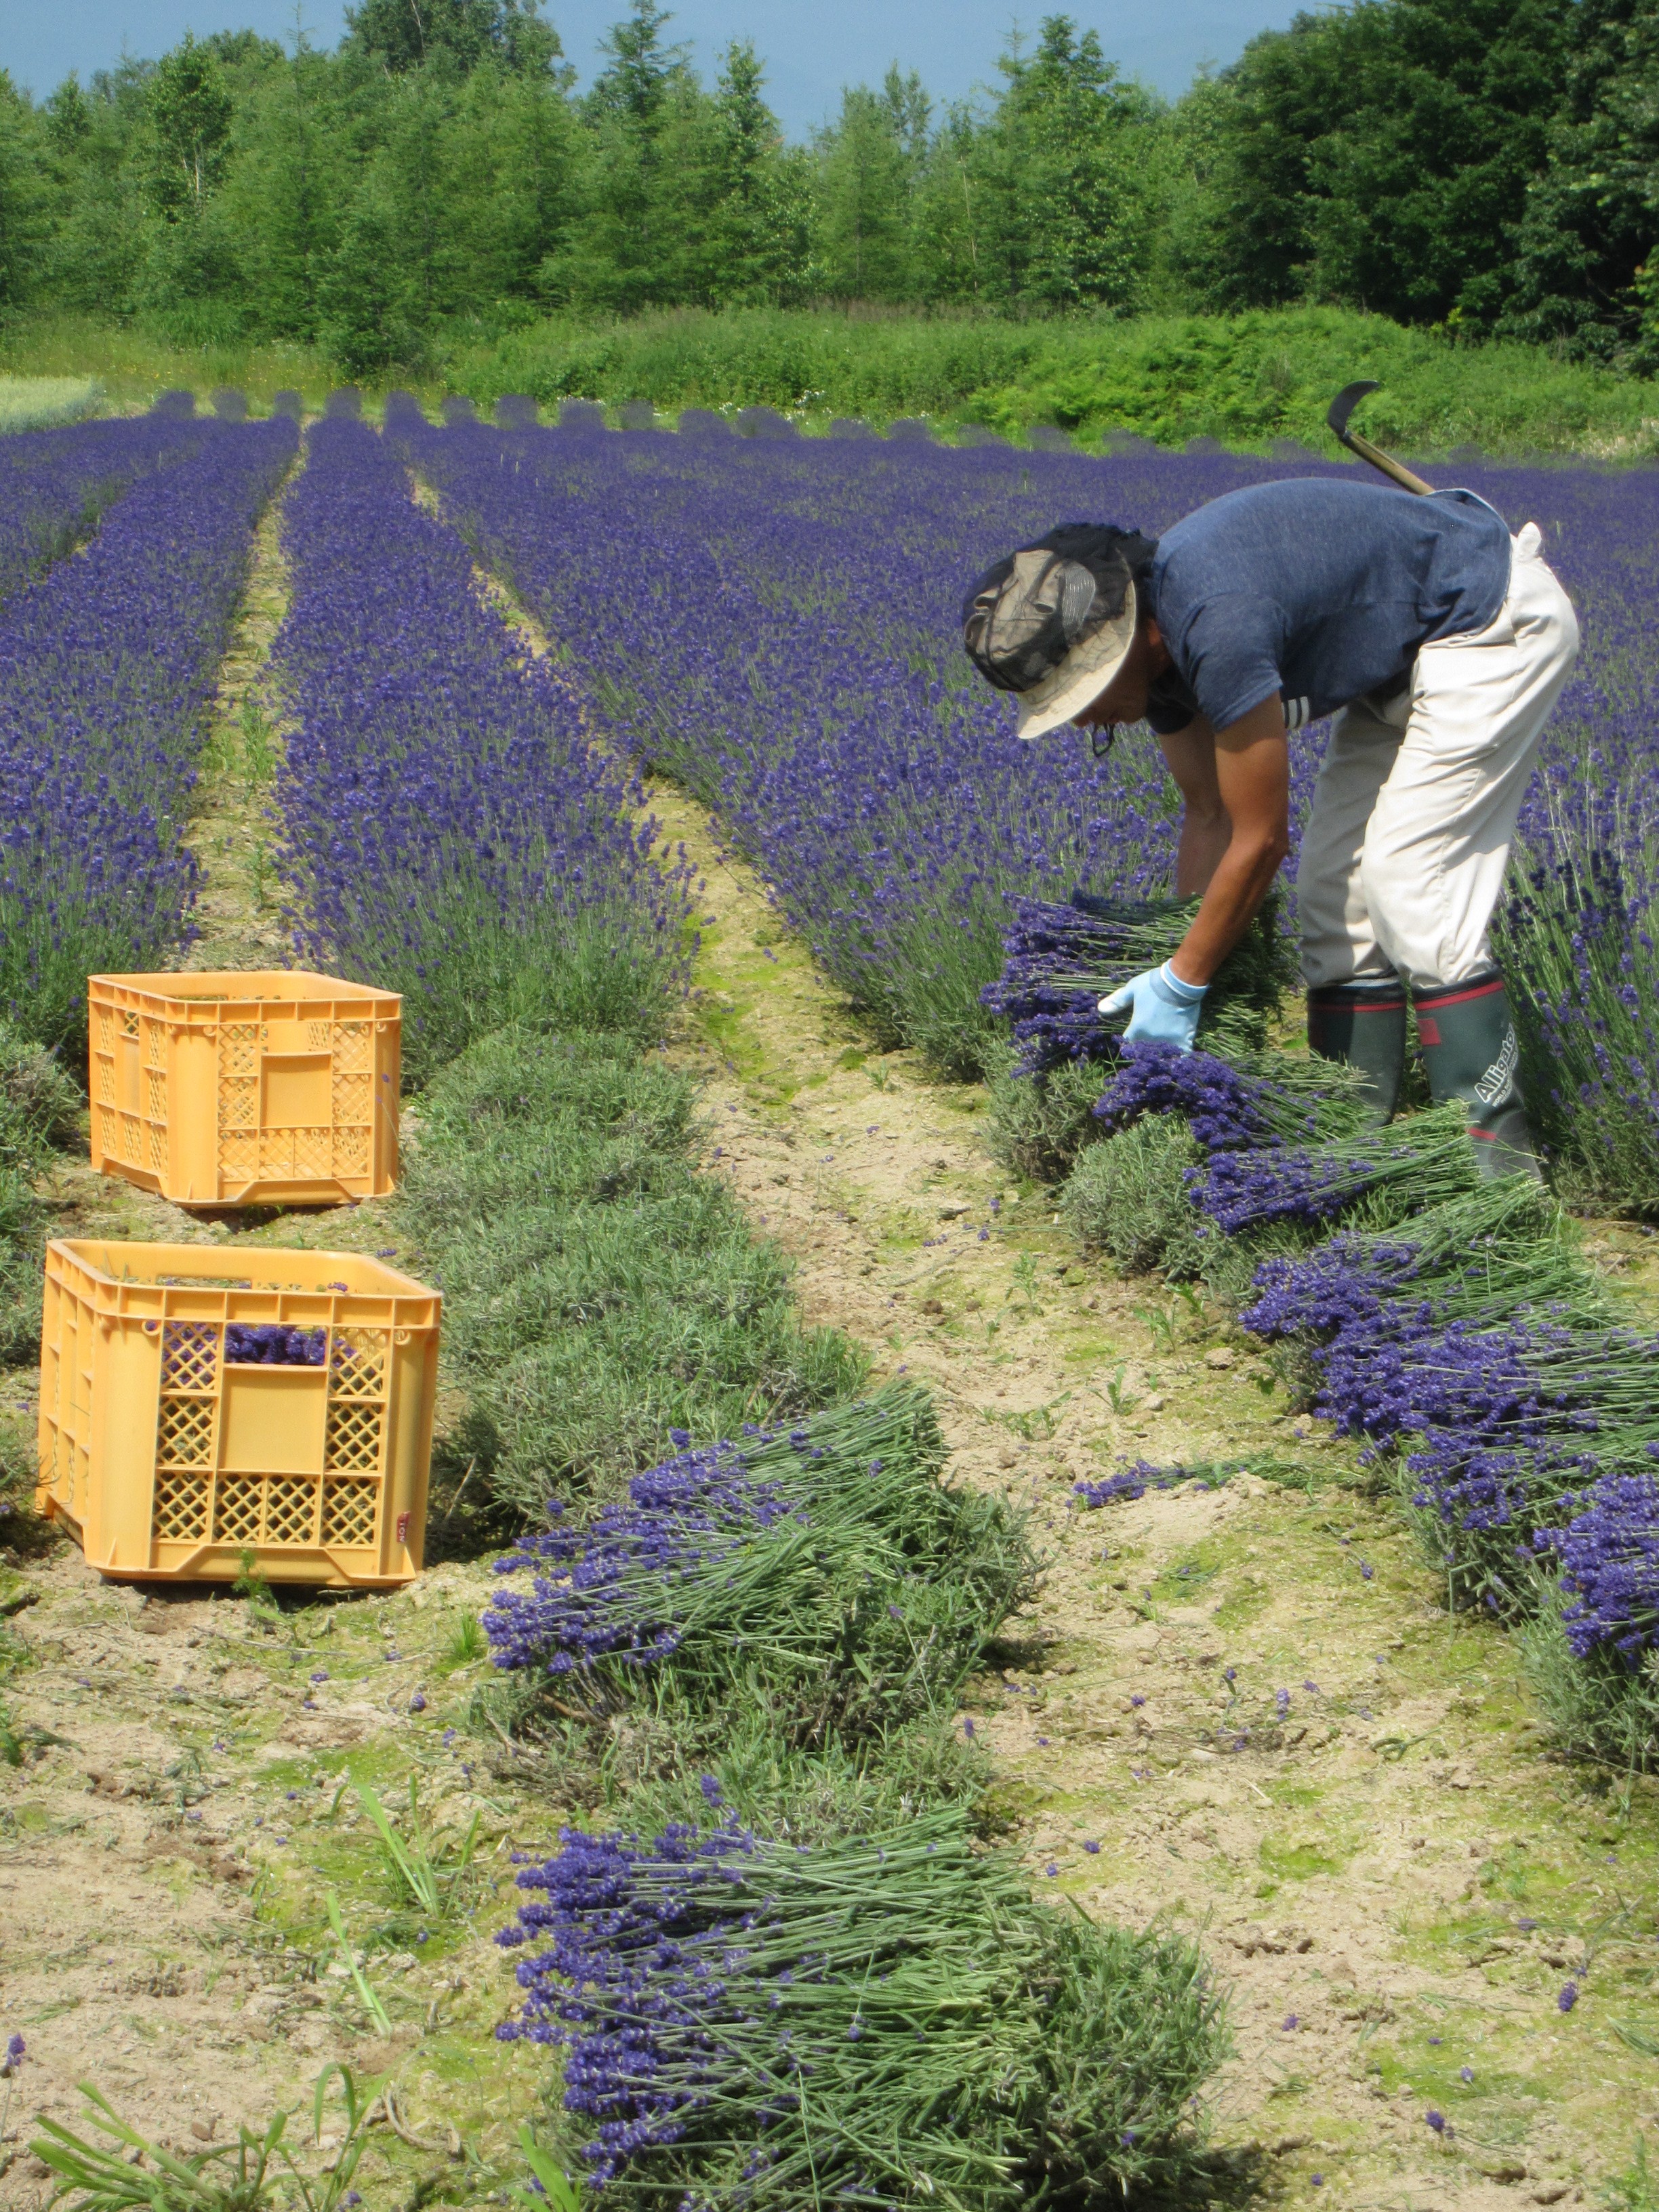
[398,408,1659,1211]
[9,395,1659,2209]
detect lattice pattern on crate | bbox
[146,1069,167,1118]
[221,1080,258,1129]
[259,1129,334,1180]
[333,1023,373,1072]
[219,1023,262,1077]
[143,1021,166,1070]
[321,1478,378,1546]
[218,1133,258,1179]
[148,1124,167,1172]
[120,1009,139,1040]
[213,1475,320,1547]
[152,1472,210,1541]
[157,1397,214,1467]
[97,1060,114,1105]
[332,1128,371,1176]
[98,1106,119,1153]
[326,1400,384,1473]
[331,1328,388,1395]
[96,1010,113,1053]
[119,1113,141,1164]
[333,1071,372,1122]
[163,1320,219,1391]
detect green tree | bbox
[36,62,152,315]
[345,0,559,77]
[550,0,693,309]
[654,41,810,304]
[815,73,924,301]
[319,186,409,369]
[1500,0,1659,359]
[0,73,49,308]
[146,32,234,218]
[926,16,1155,312]
[1185,0,1570,325]
[222,28,343,340]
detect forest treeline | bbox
[1,0,1658,377]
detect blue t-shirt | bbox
[1143,478,1512,735]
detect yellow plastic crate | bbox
[37,1240,441,1587]
[88,971,401,1207]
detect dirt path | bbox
[647,783,1659,2212]
[178,470,296,974]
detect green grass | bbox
[398,1023,866,1525]
[12,304,1659,457]
[0,373,102,432]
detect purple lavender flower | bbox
[226,1323,327,1368]
[0,416,297,1048]
[1559,1982,1578,2012]
[272,415,695,1084]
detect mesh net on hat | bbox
[961,524,1157,695]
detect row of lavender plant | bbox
[0,406,212,607]
[0,415,298,1053]
[1490,464,1659,1212]
[270,408,695,1086]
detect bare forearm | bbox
[1168,834,1286,986]
[1174,806,1231,897]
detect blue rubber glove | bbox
[1099,962,1209,1052]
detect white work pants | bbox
[1296,524,1580,993]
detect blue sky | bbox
[4,0,1303,129]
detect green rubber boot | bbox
[1414,971,1541,1181]
[1307,979,1408,1124]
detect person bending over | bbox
[961,477,1580,1176]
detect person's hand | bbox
[1099,962,1208,1052]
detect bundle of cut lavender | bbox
[981,891,1292,1073]
[1092,1038,1370,1151]
[497,1801,1226,2210]
[484,1386,1033,1741]
[1189,1102,1477,1237]
[1240,1182,1647,1631]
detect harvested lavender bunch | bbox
[224,1322,326,1366]
[1092,1044,1266,1149]
[484,1385,1033,1738]
[496,1802,1226,2209]
[1191,1105,1475,1235]
[981,891,1292,1073]
[1241,1183,1647,1616]
[1546,1469,1659,1657]
[981,894,1195,1072]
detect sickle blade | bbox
[1328,380,1381,441]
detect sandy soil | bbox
[5,476,1659,2211]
